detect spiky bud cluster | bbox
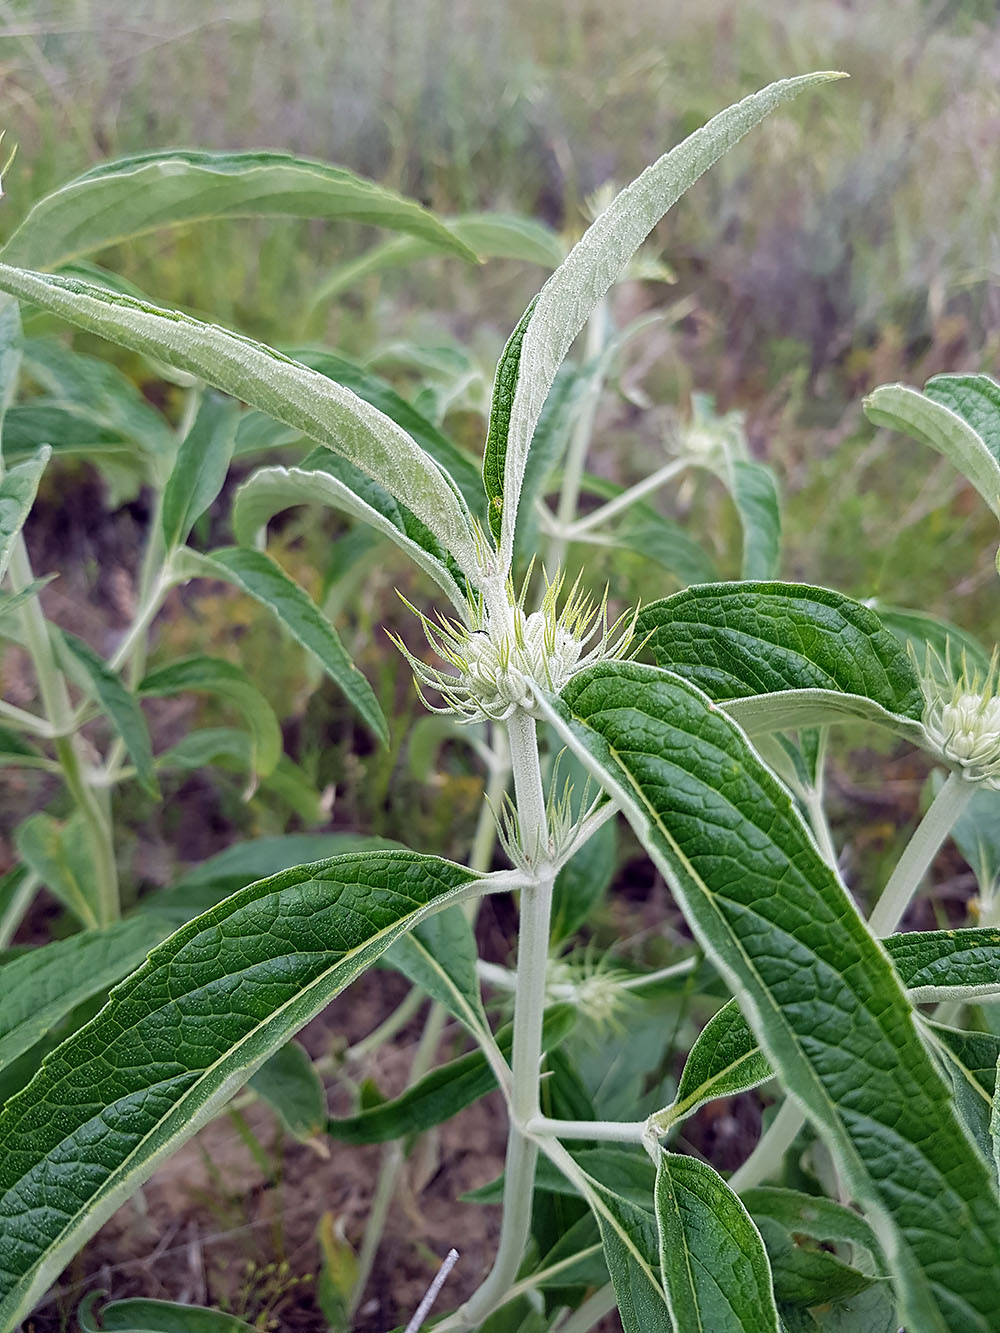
[921,645,1000,787]
[391,565,640,724]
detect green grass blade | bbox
[538,662,1000,1332]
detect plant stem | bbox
[731,768,974,1194]
[0,871,39,949]
[524,1116,647,1144]
[547,300,608,572]
[564,456,688,539]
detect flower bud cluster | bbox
[921,646,1000,787]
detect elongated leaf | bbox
[655,1150,779,1331]
[864,382,1000,519]
[384,905,487,1033]
[0,915,169,1076]
[1,150,476,271]
[161,393,238,549]
[0,298,21,427]
[721,687,926,742]
[868,603,992,680]
[157,726,254,774]
[232,456,466,612]
[485,73,842,571]
[550,811,617,943]
[326,1007,572,1145]
[0,575,55,624]
[512,365,583,566]
[13,811,99,929]
[949,786,1000,901]
[730,458,781,580]
[0,446,49,582]
[79,1292,259,1332]
[538,662,1000,1332]
[0,850,493,1327]
[139,655,282,778]
[740,1187,887,1308]
[924,374,1000,464]
[654,998,773,1133]
[60,630,157,795]
[249,1039,326,1141]
[638,582,924,719]
[0,266,481,578]
[922,1022,1000,1164]
[173,546,387,745]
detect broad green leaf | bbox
[810,1283,899,1332]
[325,1007,573,1145]
[655,1150,779,1331]
[0,266,481,579]
[60,630,157,795]
[0,915,169,1076]
[922,1022,1000,1164]
[638,582,924,720]
[653,998,773,1133]
[538,662,1000,1332]
[13,811,100,929]
[864,382,1000,520]
[309,211,564,308]
[249,1039,326,1141]
[925,374,1000,464]
[1,150,477,271]
[172,546,387,745]
[740,1187,887,1308]
[384,905,488,1033]
[887,927,1000,1002]
[0,850,489,1327]
[78,1292,258,1332]
[0,446,49,582]
[730,458,781,580]
[139,655,282,778]
[485,73,842,571]
[161,392,238,549]
[232,456,467,612]
[868,602,992,680]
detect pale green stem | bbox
[442,709,553,1330]
[547,300,609,572]
[0,697,53,736]
[339,987,426,1068]
[8,535,119,923]
[731,768,974,1193]
[564,456,688,539]
[555,1283,617,1333]
[0,871,39,949]
[524,1116,647,1144]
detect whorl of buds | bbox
[920,645,1000,787]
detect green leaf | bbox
[740,1187,887,1308]
[550,810,617,943]
[512,365,583,566]
[326,1006,573,1145]
[249,1039,326,1142]
[232,455,466,612]
[720,688,926,742]
[538,661,1000,1332]
[655,1150,779,1331]
[139,655,282,778]
[0,446,49,582]
[0,915,169,1077]
[922,1022,1000,1164]
[60,630,157,796]
[0,850,485,1327]
[174,545,387,745]
[948,786,1000,901]
[13,811,100,929]
[78,1292,259,1332]
[991,1052,1000,1190]
[157,726,254,774]
[617,510,720,588]
[864,381,1000,520]
[1,150,477,271]
[0,574,56,624]
[638,582,924,720]
[925,374,1000,465]
[654,997,773,1133]
[730,458,781,580]
[0,267,481,578]
[384,905,488,1033]
[886,928,1000,1003]
[161,392,238,549]
[810,1283,899,1332]
[868,602,992,681]
[485,73,842,571]
[0,297,22,427]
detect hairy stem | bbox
[564,456,688,538]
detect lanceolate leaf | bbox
[173,546,387,745]
[248,1039,327,1141]
[0,150,477,271]
[486,73,842,571]
[139,656,282,778]
[869,603,992,680]
[60,631,157,795]
[0,850,491,1327]
[730,458,781,580]
[864,382,1000,520]
[0,447,49,583]
[0,265,481,579]
[653,997,773,1132]
[0,915,169,1075]
[78,1292,260,1332]
[924,374,1000,465]
[655,1150,779,1332]
[538,662,1000,1332]
[161,393,239,549]
[383,905,488,1033]
[638,582,924,720]
[922,1022,1000,1164]
[13,811,100,930]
